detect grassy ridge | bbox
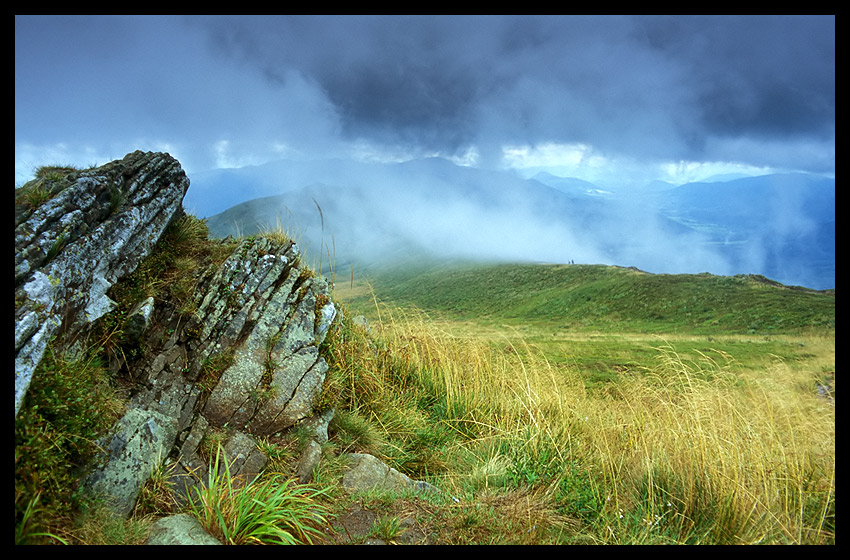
[332,261,834,544]
[360,262,834,334]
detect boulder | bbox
[295,440,323,484]
[221,430,268,486]
[81,219,337,518]
[82,406,179,517]
[83,232,337,515]
[145,514,221,545]
[341,453,441,495]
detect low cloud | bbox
[16,15,833,187]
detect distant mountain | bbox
[195,158,834,290]
[183,158,395,218]
[657,173,835,290]
[531,172,614,198]
[698,172,757,183]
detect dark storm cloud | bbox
[197,15,834,169]
[15,15,345,175]
[636,15,835,138]
[14,15,834,181]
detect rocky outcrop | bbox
[15,151,190,416]
[187,235,337,436]
[16,151,442,541]
[15,151,342,519]
[81,228,339,517]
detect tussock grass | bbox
[186,445,333,545]
[14,343,126,544]
[586,345,834,543]
[327,285,834,544]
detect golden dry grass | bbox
[354,295,834,544]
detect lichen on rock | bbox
[197,235,337,437]
[15,151,190,416]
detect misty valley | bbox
[188,157,834,291]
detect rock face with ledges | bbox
[82,231,338,517]
[15,151,190,416]
[182,235,337,436]
[15,151,340,520]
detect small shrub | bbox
[17,180,55,209]
[370,516,404,543]
[135,456,180,517]
[44,229,69,262]
[329,409,385,455]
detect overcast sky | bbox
[15,15,834,187]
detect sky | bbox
[15,15,834,188]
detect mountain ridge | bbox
[196,157,834,289]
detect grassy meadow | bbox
[327,262,834,544]
[14,204,834,543]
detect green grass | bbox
[329,261,834,544]
[14,344,125,544]
[352,262,834,334]
[186,445,333,545]
[14,164,95,213]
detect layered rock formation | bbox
[15,151,339,515]
[15,151,190,415]
[84,233,340,516]
[15,151,438,541]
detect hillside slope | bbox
[357,262,834,334]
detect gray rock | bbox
[145,514,221,545]
[295,440,323,484]
[341,453,441,495]
[199,236,337,437]
[123,296,156,343]
[14,151,189,416]
[83,406,179,518]
[298,408,335,445]
[222,430,268,486]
